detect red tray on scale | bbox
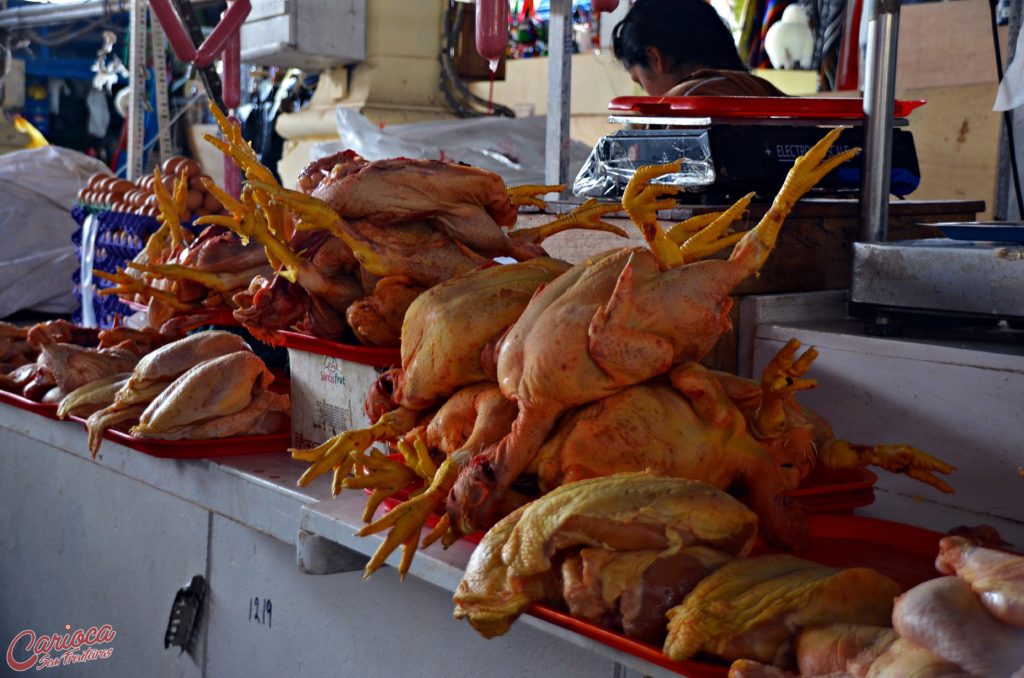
[0,390,61,420]
[528,514,944,677]
[607,95,927,120]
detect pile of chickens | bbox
[0,319,159,403]
[95,104,624,348]
[0,320,288,454]
[290,128,956,581]
[454,473,1024,677]
[57,330,289,456]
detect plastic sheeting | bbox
[312,109,593,188]
[573,129,716,198]
[0,146,108,319]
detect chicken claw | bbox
[94,268,193,311]
[507,183,565,210]
[356,454,463,580]
[509,198,627,243]
[622,160,685,270]
[342,448,420,522]
[204,102,277,187]
[396,433,438,481]
[678,192,754,263]
[820,440,956,494]
[290,407,420,490]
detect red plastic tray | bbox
[608,95,927,120]
[529,513,944,677]
[277,330,401,367]
[66,412,290,459]
[784,467,877,514]
[0,390,61,419]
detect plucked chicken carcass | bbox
[292,257,571,494]
[663,554,901,665]
[729,537,1024,677]
[202,102,621,346]
[447,129,859,537]
[453,473,758,639]
[81,330,251,455]
[130,350,288,440]
[0,322,34,372]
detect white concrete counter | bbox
[0,409,668,678]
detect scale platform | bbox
[574,96,924,203]
[849,234,1024,330]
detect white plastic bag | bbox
[0,146,108,318]
[312,109,593,187]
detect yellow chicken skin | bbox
[663,554,901,666]
[132,350,272,436]
[454,474,758,639]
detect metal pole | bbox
[545,0,572,188]
[126,0,147,181]
[858,0,900,242]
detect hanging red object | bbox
[476,0,510,63]
[592,0,620,12]
[836,0,864,91]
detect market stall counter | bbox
[0,408,677,678]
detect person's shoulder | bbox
[666,69,787,97]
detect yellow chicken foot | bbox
[622,160,685,270]
[666,211,723,242]
[508,183,566,210]
[127,262,240,293]
[93,268,194,311]
[250,179,389,276]
[754,338,818,438]
[204,103,278,187]
[356,454,464,579]
[341,448,421,521]
[819,439,957,494]
[678,192,755,263]
[152,168,190,248]
[200,177,245,218]
[509,199,627,243]
[197,188,304,284]
[290,407,420,490]
[733,129,859,273]
[396,433,438,481]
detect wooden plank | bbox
[900,84,1002,220]
[896,0,1005,91]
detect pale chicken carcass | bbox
[453,474,758,639]
[449,129,859,538]
[131,350,288,440]
[84,330,251,456]
[935,536,1024,627]
[663,554,901,666]
[892,576,1024,677]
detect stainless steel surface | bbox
[607,115,909,128]
[859,0,901,242]
[239,0,366,70]
[851,240,1024,315]
[0,0,217,29]
[545,0,572,188]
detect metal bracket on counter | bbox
[295,528,369,575]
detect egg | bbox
[162,156,184,175]
[185,189,203,211]
[179,159,201,180]
[109,179,133,196]
[86,173,107,189]
[190,174,210,192]
[202,191,223,213]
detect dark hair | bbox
[612,0,746,73]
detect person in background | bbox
[612,0,784,97]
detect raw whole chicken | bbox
[82,330,251,455]
[448,129,859,537]
[131,350,288,440]
[663,554,901,665]
[453,474,758,638]
[292,258,571,494]
[936,535,1024,626]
